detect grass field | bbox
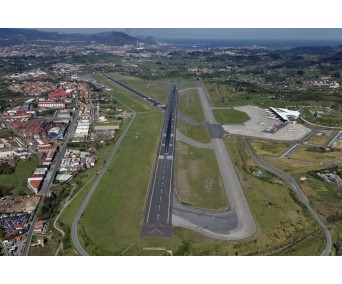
[175,141,227,210]
[248,139,290,156]
[92,74,154,113]
[306,132,333,145]
[107,72,170,104]
[177,119,211,144]
[290,146,340,162]
[78,111,164,255]
[222,136,323,255]
[264,156,331,175]
[0,155,38,194]
[213,109,250,124]
[273,229,326,256]
[178,89,206,123]
[303,108,342,127]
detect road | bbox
[71,111,137,255]
[101,74,165,109]
[172,82,257,240]
[326,130,342,148]
[141,83,178,237]
[22,107,78,256]
[242,138,332,256]
[280,143,300,158]
[300,115,342,130]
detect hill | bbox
[0,29,158,46]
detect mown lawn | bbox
[213,109,250,124]
[175,141,227,210]
[0,155,38,194]
[178,89,206,123]
[177,119,211,144]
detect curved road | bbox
[242,138,331,256]
[300,116,342,130]
[71,113,136,255]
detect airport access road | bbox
[242,138,331,256]
[140,83,178,238]
[22,108,78,256]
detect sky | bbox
[37,28,342,40]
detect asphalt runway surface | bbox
[141,83,178,237]
[172,82,257,240]
[102,74,165,109]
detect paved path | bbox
[176,129,213,149]
[243,138,331,256]
[177,112,203,126]
[71,113,136,255]
[300,116,342,130]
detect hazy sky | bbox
[37,28,342,40]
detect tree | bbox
[297,70,304,76]
[331,72,341,78]
[0,229,5,240]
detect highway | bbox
[242,138,332,256]
[101,74,165,109]
[141,83,178,237]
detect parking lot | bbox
[222,105,311,141]
[0,213,30,235]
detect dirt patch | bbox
[301,186,317,196]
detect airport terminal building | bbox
[269,107,300,121]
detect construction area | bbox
[222,105,311,141]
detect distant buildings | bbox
[59,149,98,176]
[48,88,72,100]
[38,99,66,109]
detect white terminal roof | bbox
[269,107,300,121]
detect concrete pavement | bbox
[172,82,257,240]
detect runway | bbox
[141,83,178,237]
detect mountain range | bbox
[0,28,158,46]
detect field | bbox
[248,139,290,156]
[178,89,206,123]
[222,136,324,255]
[177,119,211,144]
[213,109,250,124]
[306,131,334,145]
[303,108,342,127]
[92,74,155,113]
[264,156,331,175]
[204,82,294,108]
[0,155,38,195]
[175,141,227,210]
[290,146,341,162]
[78,111,164,255]
[107,72,170,104]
